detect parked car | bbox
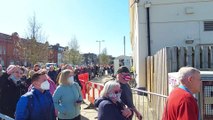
[45,63,57,70]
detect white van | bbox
[45,63,57,70]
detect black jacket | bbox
[0,73,27,118]
[94,97,128,120]
[48,70,57,83]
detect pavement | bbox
[80,75,111,120]
[90,75,114,83]
[80,100,98,120]
[80,75,120,120]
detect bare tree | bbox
[68,36,79,50]
[27,13,47,42]
[63,36,82,65]
[23,14,49,65]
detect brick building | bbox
[48,43,67,65]
[0,32,66,68]
[0,32,22,68]
[82,53,98,65]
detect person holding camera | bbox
[94,80,133,120]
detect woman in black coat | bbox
[94,80,132,120]
[0,65,27,118]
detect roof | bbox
[115,55,132,59]
[0,32,11,40]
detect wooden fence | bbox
[146,45,213,119]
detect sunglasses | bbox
[114,89,122,94]
[121,73,130,76]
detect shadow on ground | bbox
[81,115,89,120]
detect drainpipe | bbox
[145,1,151,56]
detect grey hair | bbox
[100,80,120,97]
[177,67,200,82]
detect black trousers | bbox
[58,115,81,120]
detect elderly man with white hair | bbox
[162,66,201,120]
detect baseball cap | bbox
[116,66,130,74]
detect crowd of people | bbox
[0,63,201,120]
[0,63,85,120]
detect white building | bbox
[129,0,213,87]
[113,55,132,75]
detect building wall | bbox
[0,39,8,67]
[0,34,17,67]
[148,0,213,54]
[48,44,66,65]
[0,32,65,67]
[82,53,98,65]
[138,0,213,54]
[130,0,213,87]
[130,0,148,87]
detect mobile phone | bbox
[76,100,82,103]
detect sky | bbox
[0,0,132,57]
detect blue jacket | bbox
[94,97,127,120]
[53,82,82,119]
[15,88,56,120]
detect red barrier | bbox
[78,73,103,102]
[80,80,86,99]
[86,81,104,104]
[78,73,89,99]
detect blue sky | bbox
[0,0,131,57]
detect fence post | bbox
[194,46,201,69]
[186,46,193,67]
[146,56,151,93]
[170,46,178,72]
[202,46,209,68]
[210,46,213,68]
[178,47,186,68]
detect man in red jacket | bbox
[162,67,201,120]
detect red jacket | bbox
[162,88,198,120]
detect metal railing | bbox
[131,88,168,120]
[0,85,167,120]
[0,113,14,120]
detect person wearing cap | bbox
[162,67,200,120]
[116,66,142,120]
[0,65,26,118]
[15,69,56,120]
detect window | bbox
[0,46,2,54]
[0,46,5,55]
[204,21,213,31]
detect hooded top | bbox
[94,97,128,120]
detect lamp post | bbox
[96,40,104,55]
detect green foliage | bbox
[99,48,109,65]
[62,36,83,65]
[24,14,49,65]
